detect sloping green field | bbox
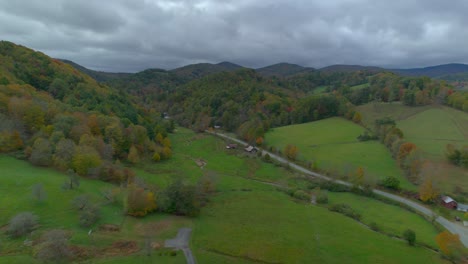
[357,103,468,193]
[265,118,415,189]
[193,191,445,264]
[398,108,468,158]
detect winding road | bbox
[207,130,468,248]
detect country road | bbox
[207,131,468,248]
[165,228,196,264]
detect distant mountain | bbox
[319,64,384,73]
[170,62,244,80]
[59,59,130,82]
[389,63,468,78]
[106,67,185,99]
[256,63,315,77]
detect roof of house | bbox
[442,196,456,204]
[245,146,254,152]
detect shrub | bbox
[159,179,200,217]
[293,190,310,201]
[369,222,380,231]
[72,195,90,211]
[263,153,271,162]
[316,191,329,204]
[329,203,361,221]
[35,229,72,263]
[403,229,416,246]
[381,176,400,190]
[79,205,100,227]
[8,212,38,237]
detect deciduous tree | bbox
[435,231,465,260]
[419,177,438,202]
[284,144,298,161]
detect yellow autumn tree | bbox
[419,177,438,202]
[284,144,298,160]
[352,112,362,124]
[128,145,140,164]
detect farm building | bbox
[441,196,458,209]
[226,144,238,149]
[244,145,258,153]
[457,203,468,212]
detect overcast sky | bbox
[1,0,467,72]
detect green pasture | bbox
[193,190,445,264]
[357,102,468,193]
[265,117,415,190]
[397,107,468,159]
[327,192,439,248]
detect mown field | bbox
[0,128,448,263]
[264,117,415,190]
[357,102,468,193]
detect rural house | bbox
[441,196,458,209]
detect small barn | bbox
[457,203,468,212]
[441,196,458,209]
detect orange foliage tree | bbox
[435,231,465,260]
[398,142,417,163]
[126,185,157,217]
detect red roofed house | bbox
[441,196,458,209]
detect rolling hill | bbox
[256,62,315,77]
[390,63,468,78]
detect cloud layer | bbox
[1,0,467,72]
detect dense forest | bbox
[0,41,173,183]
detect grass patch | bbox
[350,83,369,90]
[265,117,415,190]
[327,192,439,248]
[193,190,445,263]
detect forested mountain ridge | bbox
[0,41,173,182]
[256,62,315,77]
[59,59,131,82]
[390,63,468,78]
[170,61,244,81]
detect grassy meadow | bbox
[0,127,448,263]
[264,117,415,190]
[357,102,468,193]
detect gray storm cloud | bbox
[0,0,467,72]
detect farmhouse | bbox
[441,196,458,209]
[244,145,258,153]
